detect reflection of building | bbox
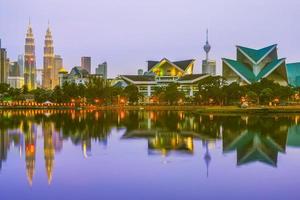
[222,45,288,86]
[118,58,210,100]
[96,62,107,79]
[43,122,55,184]
[223,130,287,167]
[24,22,36,90]
[123,131,194,155]
[0,131,9,171]
[25,124,37,186]
[202,30,216,75]
[81,56,91,74]
[287,125,300,147]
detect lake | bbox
[0,110,300,200]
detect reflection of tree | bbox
[223,116,290,167]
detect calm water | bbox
[1,110,300,200]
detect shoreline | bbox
[1,105,300,113]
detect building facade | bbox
[222,44,288,86]
[24,23,36,90]
[7,76,24,89]
[96,62,107,79]
[9,61,20,77]
[0,40,8,84]
[117,58,210,101]
[81,57,91,74]
[43,26,55,89]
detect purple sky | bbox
[1,0,300,77]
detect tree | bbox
[124,85,141,104]
[246,91,258,104]
[197,76,227,105]
[164,83,185,105]
[260,88,273,104]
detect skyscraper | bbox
[18,55,24,76]
[43,24,55,89]
[24,22,36,90]
[0,39,8,84]
[202,30,216,76]
[81,57,91,74]
[95,62,107,79]
[53,55,63,87]
[9,61,20,77]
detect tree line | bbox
[0,76,298,105]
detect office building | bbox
[43,25,55,89]
[95,62,107,79]
[24,22,36,90]
[81,57,91,74]
[0,40,8,84]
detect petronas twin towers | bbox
[24,21,61,90]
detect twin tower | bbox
[24,22,62,90]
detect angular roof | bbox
[223,58,286,84]
[147,58,195,71]
[70,66,89,77]
[256,58,285,80]
[178,74,210,83]
[222,58,256,83]
[237,44,277,63]
[121,75,155,83]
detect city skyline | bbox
[1,0,299,77]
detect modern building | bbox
[81,57,91,74]
[9,61,20,77]
[117,58,210,100]
[0,39,8,84]
[286,62,300,87]
[7,76,24,89]
[43,25,55,89]
[18,55,24,77]
[36,69,43,88]
[138,69,144,75]
[53,55,63,88]
[24,22,36,90]
[202,30,216,75]
[222,44,288,86]
[95,62,107,79]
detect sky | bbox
[0,0,300,77]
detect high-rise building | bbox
[95,62,107,79]
[53,55,63,87]
[36,69,43,88]
[202,30,216,76]
[18,55,24,76]
[81,57,91,74]
[43,25,55,89]
[9,61,20,77]
[24,22,36,90]
[0,39,9,84]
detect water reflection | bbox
[0,110,300,185]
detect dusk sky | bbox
[1,0,300,77]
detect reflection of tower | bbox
[43,122,54,184]
[82,140,92,158]
[43,23,55,89]
[24,20,36,90]
[202,29,216,76]
[0,130,9,171]
[25,124,36,186]
[203,141,211,177]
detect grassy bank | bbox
[2,105,300,113]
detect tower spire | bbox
[203,29,211,61]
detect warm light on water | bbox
[0,110,300,199]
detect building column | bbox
[147,85,151,97]
[189,85,194,97]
